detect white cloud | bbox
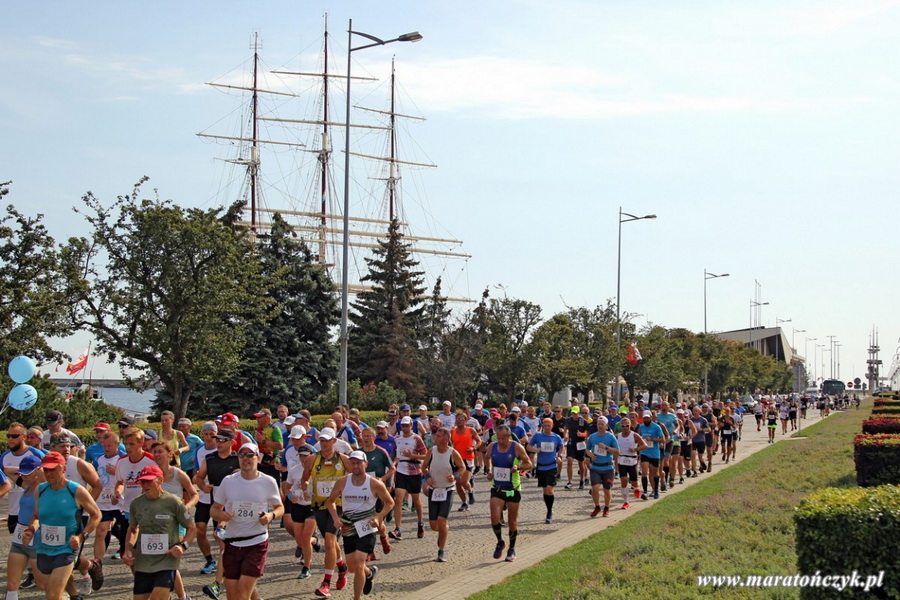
[34,36,78,50]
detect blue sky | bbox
[3,1,899,384]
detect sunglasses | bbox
[238,452,258,459]
[7,433,22,439]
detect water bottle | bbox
[215,525,227,540]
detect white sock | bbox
[7,591,20,600]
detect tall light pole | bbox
[826,335,836,379]
[775,317,791,364]
[835,343,842,380]
[703,270,729,396]
[339,20,423,406]
[749,300,768,353]
[615,207,656,402]
[816,343,825,384]
[805,336,816,387]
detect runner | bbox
[564,405,590,490]
[251,409,284,480]
[299,427,351,598]
[436,401,456,429]
[675,410,697,481]
[689,407,710,474]
[389,417,426,541]
[718,408,736,463]
[121,464,196,600]
[177,419,203,479]
[158,411,189,458]
[210,443,283,600]
[766,402,778,443]
[700,404,717,473]
[2,422,45,540]
[93,431,126,567]
[450,413,481,511]
[325,451,393,600]
[422,428,468,562]
[84,423,119,469]
[636,411,665,500]
[356,427,393,561]
[192,422,220,577]
[484,423,533,563]
[615,418,647,508]
[754,400,764,432]
[282,431,319,579]
[585,416,618,517]
[5,454,46,599]
[780,399,790,435]
[789,397,798,431]
[193,428,240,600]
[41,411,85,456]
[27,451,101,600]
[526,418,563,523]
[655,401,678,491]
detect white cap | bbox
[284,415,297,427]
[511,406,521,413]
[319,427,336,441]
[597,416,608,425]
[474,403,483,410]
[675,409,685,415]
[642,410,652,418]
[400,416,413,425]
[442,400,452,406]
[238,443,259,456]
[289,425,307,439]
[376,421,389,428]
[521,401,528,408]
[349,450,367,461]
[418,405,428,411]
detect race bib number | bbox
[723,430,732,435]
[42,525,65,546]
[648,441,656,449]
[12,523,29,545]
[618,455,638,466]
[575,442,586,451]
[593,445,607,457]
[317,481,335,498]
[540,442,555,453]
[141,533,168,555]
[100,489,115,505]
[235,502,264,522]
[431,486,448,502]
[353,518,375,538]
[493,467,511,483]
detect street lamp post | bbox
[338,19,423,406]
[749,300,769,353]
[826,335,836,379]
[835,343,842,380]
[792,328,806,352]
[805,336,816,387]
[615,207,656,403]
[816,343,825,384]
[775,317,791,365]
[703,270,729,396]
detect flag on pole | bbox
[66,350,89,375]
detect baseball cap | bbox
[400,416,413,425]
[511,406,521,413]
[41,452,66,469]
[214,429,236,442]
[45,410,63,424]
[93,422,111,431]
[219,413,239,426]
[418,405,428,411]
[349,450,367,461]
[136,465,164,481]
[442,400,452,407]
[619,406,629,415]
[400,404,411,412]
[319,427,336,441]
[289,425,307,439]
[238,443,259,456]
[376,421,389,429]
[50,435,72,446]
[118,415,136,428]
[178,418,192,427]
[143,429,158,440]
[642,410,652,418]
[283,415,297,427]
[201,422,218,433]
[597,416,609,425]
[675,409,685,415]
[17,454,42,476]
[474,403,483,410]
[253,409,271,418]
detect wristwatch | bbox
[179,541,189,550]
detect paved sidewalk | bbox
[0,408,831,600]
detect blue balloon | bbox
[9,384,38,411]
[8,355,36,384]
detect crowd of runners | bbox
[0,393,839,600]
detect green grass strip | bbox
[469,410,858,600]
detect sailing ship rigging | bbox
[197,23,472,301]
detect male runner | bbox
[585,416,618,517]
[615,418,647,508]
[636,411,665,500]
[389,417,426,541]
[422,428,468,562]
[526,418,563,523]
[484,423,532,563]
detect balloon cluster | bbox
[7,356,38,410]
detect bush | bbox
[794,486,900,599]
[873,400,900,408]
[854,434,900,486]
[862,418,900,434]
[871,407,900,416]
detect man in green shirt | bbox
[253,409,285,480]
[123,465,196,600]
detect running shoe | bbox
[492,540,506,559]
[312,535,322,553]
[417,523,425,538]
[505,549,516,562]
[633,488,641,499]
[335,572,347,591]
[109,551,121,561]
[315,581,331,598]
[545,513,554,524]
[653,490,660,500]
[591,506,601,518]
[89,559,104,591]
[564,482,573,490]
[472,466,481,475]
[78,574,92,596]
[578,480,585,490]
[679,477,684,484]
[389,528,402,541]
[457,502,469,512]
[660,481,667,492]
[641,493,648,501]
[436,549,446,562]
[707,465,713,472]
[380,535,392,554]
[363,565,378,595]
[469,491,475,504]
[298,566,311,579]
[294,546,303,560]
[200,560,217,575]
[691,471,699,477]
[621,502,630,510]
[602,507,609,517]
[367,552,377,562]
[202,582,221,600]
[20,572,35,589]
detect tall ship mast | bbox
[198,20,471,301]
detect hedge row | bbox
[853,434,900,487]
[862,418,900,434]
[794,486,899,599]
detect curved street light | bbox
[702,269,729,396]
[339,20,423,406]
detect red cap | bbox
[93,422,111,431]
[136,465,164,481]
[219,413,239,426]
[41,452,66,469]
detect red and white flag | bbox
[66,350,89,375]
[626,342,642,365]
